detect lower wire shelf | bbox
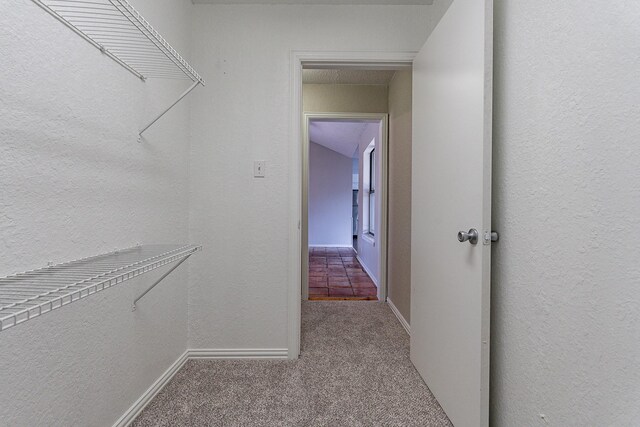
[0,244,201,332]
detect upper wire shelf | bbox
[33,0,205,84]
[0,244,201,332]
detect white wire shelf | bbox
[33,0,204,84]
[31,0,205,138]
[0,244,201,332]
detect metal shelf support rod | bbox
[132,253,191,310]
[138,80,200,141]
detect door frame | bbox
[302,112,389,302]
[288,51,415,358]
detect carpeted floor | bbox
[131,302,452,426]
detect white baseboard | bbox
[356,255,378,287]
[114,348,288,426]
[309,244,353,248]
[113,350,189,427]
[188,348,289,359]
[387,298,410,336]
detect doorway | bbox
[304,115,386,301]
[289,54,414,358]
[301,112,388,303]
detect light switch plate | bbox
[254,160,266,178]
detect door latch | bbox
[483,231,499,245]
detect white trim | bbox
[309,244,353,248]
[289,50,417,361]
[188,348,289,359]
[295,50,416,70]
[387,298,410,336]
[113,350,189,427]
[356,254,379,288]
[289,50,303,359]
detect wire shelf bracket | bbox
[31,0,206,140]
[0,245,201,332]
[132,251,193,311]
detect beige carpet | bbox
[132,301,452,426]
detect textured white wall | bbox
[188,4,439,349]
[309,142,353,247]
[0,0,193,425]
[491,1,640,425]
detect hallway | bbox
[309,247,377,300]
[132,302,451,426]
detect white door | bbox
[410,1,493,426]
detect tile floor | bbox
[308,247,378,300]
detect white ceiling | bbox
[193,1,433,4]
[303,69,396,85]
[309,121,373,158]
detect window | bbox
[363,140,376,237]
[368,148,375,236]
